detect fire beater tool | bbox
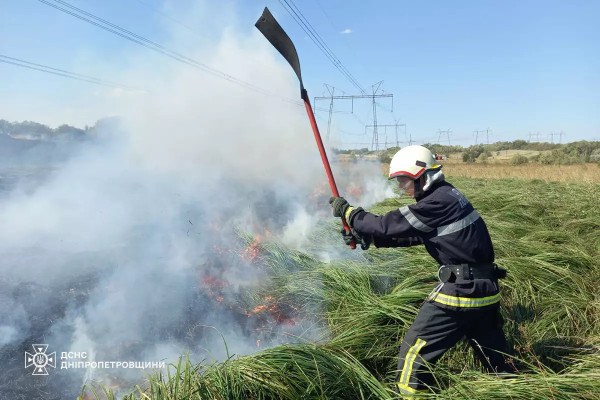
[255,7,356,249]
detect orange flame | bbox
[347,183,362,199]
[308,182,328,200]
[201,275,228,288]
[243,236,262,261]
[242,296,299,327]
[252,304,267,313]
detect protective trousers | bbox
[395,301,514,396]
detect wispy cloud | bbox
[340,28,352,35]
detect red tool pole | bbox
[255,7,356,249]
[302,91,355,249]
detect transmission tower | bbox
[325,84,335,140]
[549,131,565,143]
[474,128,491,144]
[365,121,406,148]
[313,82,393,147]
[437,129,452,146]
[406,126,413,145]
[370,81,384,151]
[528,132,541,142]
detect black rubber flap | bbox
[255,7,304,94]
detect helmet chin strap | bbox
[413,176,423,198]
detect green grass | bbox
[79,177,600,399]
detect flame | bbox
[199,274,230,305]
[212,244,230,255]
[252,304,267,313]
[308,182,328,200]
[201,275,228,288]
[194,233,302,337]
[243,236,262,261]
[243,296,298,327]
[346,183,362,199]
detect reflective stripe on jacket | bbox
[350,181,499,309]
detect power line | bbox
[351,111,368,126]
[36,0,303,106]
[315,0,339,32]
[278,0,366,94]
[0,54,131,89]
[337,128,367,137]
[284,0,364,93]
[131,0,205,39]
[38,0,264,91]
[335,142,374,146]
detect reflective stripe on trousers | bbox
[428,291,501,308]
[398,338,427,394]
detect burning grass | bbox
[79,177,600,399]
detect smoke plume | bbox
[0,3,393,398]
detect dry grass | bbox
[447,150,543,161]
[442,162,600,183]
[381,161,600,183]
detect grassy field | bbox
[80,173,600,399]
[442,161,600,183]
[446,150,543,161]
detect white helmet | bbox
[388,145,442,180]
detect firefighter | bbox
[329,145,515,396]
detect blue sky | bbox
[1,0,598,147]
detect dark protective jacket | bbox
[350,181,500,309]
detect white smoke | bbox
[0,2,394,397]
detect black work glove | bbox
[329,196,364,225]
[329,197,370,250]
[341,228,354,246]
[329,196,350,219]
[341,228,371,250]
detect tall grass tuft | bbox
[80,176,600,399]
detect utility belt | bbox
[438,263,507,283]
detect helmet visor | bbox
[396,176,414,190]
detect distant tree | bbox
[12,121,51,139]
[538,151,554,165]
[509,154,529,165]
[377,146,400,164]
[378,152,392,164]
[511,139,528,150]
[462,145,486,162]
[0,119,11,135]
[476,152,489,163]
[422,143,464,155]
